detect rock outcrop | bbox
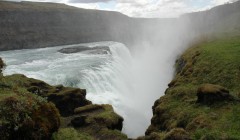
[57,104,126,140]
[197,84,233,104]
[58,45,110,55]
[0,74,61,139]
[0,58,5,73]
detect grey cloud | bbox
[68,0,112,3]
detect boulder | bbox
[74,104,123,131]
[71,116,88,127]
[0,94,60,140]
[197,84,232,104]
[0,58,5,74]
[21,76,92,117]
[47,88,91,117]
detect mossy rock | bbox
[0,92,60,139]
[197,84,233,105]
[0,58,6,75]
[71,104,123,131]
[74,104,104,114]
[48,88,91,116]
[59,104,126,140]
[4,74,91,116]
[137,132,166,140]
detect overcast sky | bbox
[6,0,238,18]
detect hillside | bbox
[182,0,240,36]
[139,34,240,139]
[0,1,137,51]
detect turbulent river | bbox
[0,41,173,138]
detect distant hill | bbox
[182,0,240,36]
[0,1,136,51]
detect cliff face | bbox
[0,1,136,51]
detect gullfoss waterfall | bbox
[0,41,174,138]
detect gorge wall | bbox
[0,1,138,51]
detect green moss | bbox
[74,104,123,129]
[97,128,128,140]
[91,105,123,126]
[0,91,60,139]
[74,104,103,114]
[141,132,166,140]
[52,128,94,140]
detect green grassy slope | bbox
[143,34,240,139]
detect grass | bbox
[146,34,240,139]
[52,128,94,140]
[175,35,240,93]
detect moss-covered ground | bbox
[145,34,240,139]
[0,72,60,139]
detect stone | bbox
[197,84,232,104]
[58,46,110,55]
[71,116,88,127]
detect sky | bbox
[5,0,239,18]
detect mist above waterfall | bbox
[0,17,198,138]
[0,16,221,139]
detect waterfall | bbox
[0,41,154,137]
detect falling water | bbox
[1,41,161,138]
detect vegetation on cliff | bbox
[143,35,240,139]
[0,58,60,139]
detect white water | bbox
[0,41,174,138]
